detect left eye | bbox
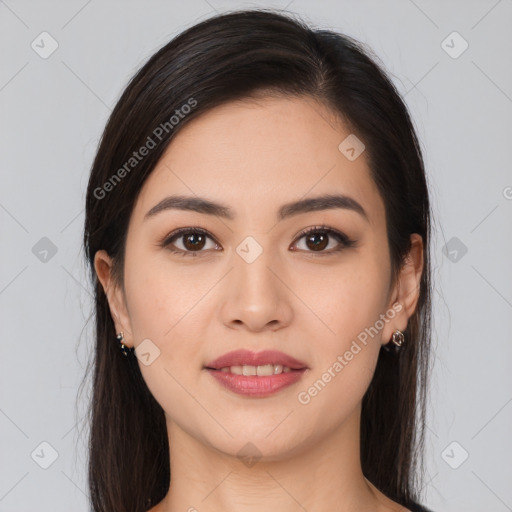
[292,226,355,254]
[161,227,219,256]
[160,225,356,257]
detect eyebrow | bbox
[144,193,369,223]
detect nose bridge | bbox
[220,233,293,331]
[234,234,280,300]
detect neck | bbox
[153,404,394,512]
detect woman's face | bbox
[96,95,421,460]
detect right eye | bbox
[160,227,221,257]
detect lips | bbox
[205,349,308,371]
[204,349,308,397]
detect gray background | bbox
[1,0,511,510]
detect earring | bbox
[383,329,405,352]
[116,332,134,357]
[391,329,405,347]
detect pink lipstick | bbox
[204,349,308,397]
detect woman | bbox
[83,8,434,512]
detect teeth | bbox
[219,364,294,375]
[258,364,276,376]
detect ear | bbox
[94,249,133,348]
[381,233,424,346]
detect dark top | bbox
[408,502,434,512]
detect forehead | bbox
[132,95,385,226]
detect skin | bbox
[95,95,423,512]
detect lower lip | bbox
[206,368,307,397]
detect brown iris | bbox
[182,232,207,251]
[305,231,329,251]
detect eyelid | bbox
[293,225,352,245]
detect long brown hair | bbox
[81,8,433,511]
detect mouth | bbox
[204,349,308,397]
[206,364,300,375]
[205,349,308,371]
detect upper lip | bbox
[205,349,308,370]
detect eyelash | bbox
[159,225,357,258]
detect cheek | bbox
[293,255,388,346]
[123,245,209,341]
[123,247,224,389]
[122,256,214,426]
[293,255,389,408]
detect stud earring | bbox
[391,329,405,347]
[116,332,134,357]
[383,329,405,352]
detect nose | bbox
[218,244,294,333]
